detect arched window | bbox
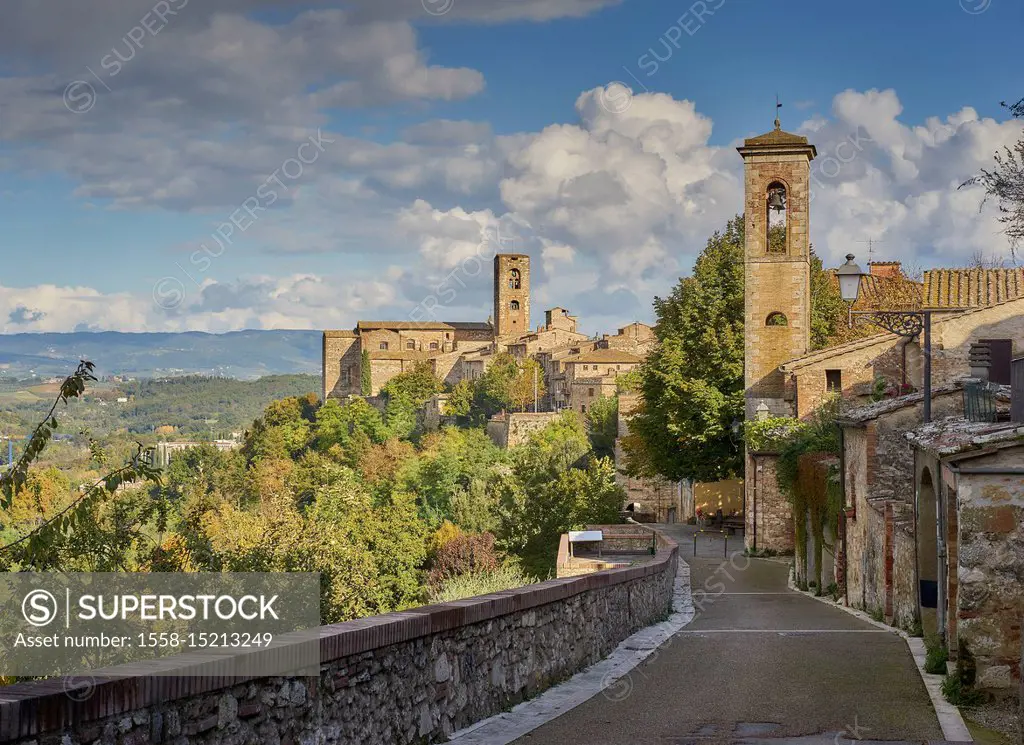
[766,312,789,327]
[510,300,520,311]
[766,181,787,254]
[509,269,521,289]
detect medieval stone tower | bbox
[739,119,816,553]
[493,254,530,338]
[738,120,817,419]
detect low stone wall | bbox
[0,533,678,745]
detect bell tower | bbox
[737,119,816,419]
[493,253,530,338]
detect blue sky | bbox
[0,0,1020,333]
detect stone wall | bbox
[0,533,678,745]
[745,451,794,553]
[486,412,562,449]
[955,448,1024,692]
[322,331,360,400]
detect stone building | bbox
[738,119,815,550]
[563,348,642,415]
[493,253,531,339]
[908,415,1024,693]
[738,118,1024,557]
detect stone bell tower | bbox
[738,117,816,554]
[493,254,530,338]
[737,118,817,419]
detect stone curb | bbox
[785,568,973,743]
[447,558,695,744]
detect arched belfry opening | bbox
[766,181,787,254]
[509,269,521,289]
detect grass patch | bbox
[924,637,949,675]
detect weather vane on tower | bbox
[774,94,782,130]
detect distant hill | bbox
[0,330,322,380]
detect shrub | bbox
[428,564,531,603]
[427,529,500,587]
[941,673,985,706]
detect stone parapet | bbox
[0,532,678,745]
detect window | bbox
[509,269,521,289]
[429,341,439,351]
[766,312,788,327]
[588,388,594,397]
[510,300,520,311]
[581,404,586,413]
[379,342,389,351]
[406,340,415,350]
[766,181,787,254]
[582,364,588,371]
[826,369,842,393]
[341,368,352,385]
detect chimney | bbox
[868,261,902,280]
[968,342,991,381]
[1012,355,1023,423]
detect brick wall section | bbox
[0,533,678,745]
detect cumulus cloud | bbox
[0,14,1019,341]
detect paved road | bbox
[513,524,945,745]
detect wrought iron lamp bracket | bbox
[850,310,924,338]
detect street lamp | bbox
[835,254,933,423]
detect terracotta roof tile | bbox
[923,268,1024,308]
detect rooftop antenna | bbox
[856,238,885,260]
[774,94,782,130]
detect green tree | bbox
[494,414,622,576]
[360,350,372,396]
[313,398,388,453]
[585,395,619,458]
[379,362,444,439]
[625,215,851,483]
[623,217,745,483]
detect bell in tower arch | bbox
[765,182,788,253]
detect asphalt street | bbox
[512,524,945,745]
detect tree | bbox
[379,363,444,439]
[623,216,851,484]
[0,361,162,571]
[585,395,618,459]
[508,357,546,412]
[962,96,1024,253]
[313,398,387,453]
[360,350,372,396]
[623,217,745,483]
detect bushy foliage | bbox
[427,524,500,587]
[427,564,531,603]
[585,395,619,458]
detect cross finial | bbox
[774,95,782,130]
